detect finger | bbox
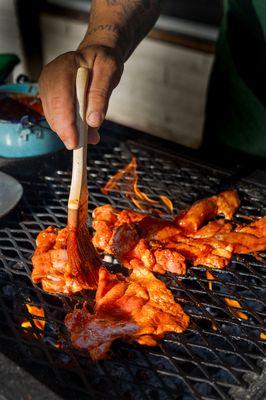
[39,55,78,150]
[86,59,118,128]
[88,127,100,145]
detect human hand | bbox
[39,45,123,149]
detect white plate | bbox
[0,172,23,218]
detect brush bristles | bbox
[67,225,101,290]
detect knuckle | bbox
[103,54,120,72]
[48,115,59,132]
[55,51,77,65]
[89,87,109,100]
[40,51,77,77]
[94,48,121,70]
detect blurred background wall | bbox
[0,0,24,76]
[0,0,223,149]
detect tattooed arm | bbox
[80,0,161,60]
[39,0,161,149]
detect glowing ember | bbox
[205,271,218,330]
[205,273,248,321]
[206,271,215,291]
[102,158,173,213]
[205,269,248,321]
[21,304,45,333]
[260,333,266,340]
[224,298,248,320]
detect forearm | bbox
[79,0,161,61]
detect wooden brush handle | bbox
[68,67,90,228]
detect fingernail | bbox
[87,112,103,127]
[65,139,75,150]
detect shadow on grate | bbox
[0,136,265,400]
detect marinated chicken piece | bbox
[93,191,239,253]
[176,190,240,234]
[176,198,217,234]
[211,217,266,253]
[91,191,265,275]
[113,219,266,271]
[191,219,233,238]
[212,190,240,220]
[164,236,234,270]
[192,241,233,269]
[32,226,101,294]
[137,216,182,241]
[93,208,182,257]
[110,219,235,272]
[65,267,189,360]
[193,218,266,261]
[110,216,181,256]
[235,216,266,238]
[215,232,266,254]
[110,220,186,274]
[123,238,187,274]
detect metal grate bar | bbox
[0,134,265,400]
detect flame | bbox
[260,333,266,340]
[132,179,157,204]
[159,195,174,213]
[102,158,173,213]
[102,157,137,196]
[224,298,248,320]
[21,304,45,334]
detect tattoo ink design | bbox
[104,0,161,58]
[87,24,120,36]
[106,0,156,9]
[84,0,160,61]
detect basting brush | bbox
[67,67,101,290]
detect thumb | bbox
[88,127,100,145]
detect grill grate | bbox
[0,133,265,400]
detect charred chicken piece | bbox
[32,226,101,294]
[65,267,189,361]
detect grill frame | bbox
[0,127,265,400]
